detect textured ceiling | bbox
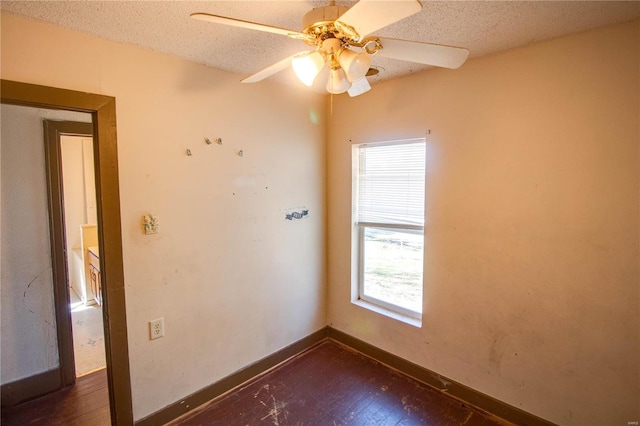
[2,1,639,90]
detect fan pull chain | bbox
[330,92,334,117]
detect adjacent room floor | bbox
[70,287,106,377]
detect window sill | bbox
[352,299,422,328]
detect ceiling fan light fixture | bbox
[292,51,325,86]
[337,48,371,82]
[326,67,352,94]
[347,77,371,97]
[310,66,330,92]
[192,0,468,97]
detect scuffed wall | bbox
[1,13,326,419]
[326,20,639,426]
[0,104,91,383]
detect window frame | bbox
[352,138,426,323]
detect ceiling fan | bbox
[191,0,469,97]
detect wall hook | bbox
[237,150,244,157]
[205,137,222,145]
[186,149,192,156]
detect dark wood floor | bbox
[2,342,504,425]
[174,341,502,426]
[1,368,110,426]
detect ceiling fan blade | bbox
[241,52,308,83]
[348,77,371,97]
[190,13,306,38]
[336,0,422,39]
[377,38,469,69]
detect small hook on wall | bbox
[205,137,222,145]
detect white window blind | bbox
[357,141,426,227]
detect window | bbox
[352,139,426,322]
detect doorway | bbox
[53,124,107,378]
[1,79,133,425]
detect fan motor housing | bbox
[302,5,349,31]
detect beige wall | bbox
[327,20,639,425]
[1,13,327,420]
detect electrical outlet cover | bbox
[149,318,164,340]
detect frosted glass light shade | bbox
[347,77,371,97]
[326,68,352,94]
[311,66,330,92]
[292,51,325,86]
[338,48,371,82]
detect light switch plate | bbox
[143,214,159,235]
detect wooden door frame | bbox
[1,79,134,425]
[43,120,95,388]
